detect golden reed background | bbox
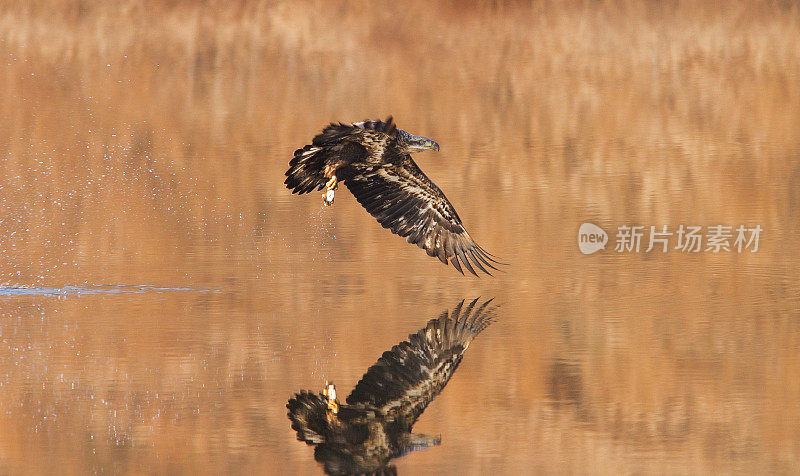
[0,0,799,474]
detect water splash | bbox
[307,207,336,263]
[0,284,214,297]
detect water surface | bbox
[0,1,799,474]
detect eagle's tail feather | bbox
[285,145,328,194]
[287,391,329,445]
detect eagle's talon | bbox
[323,381,339,414]
[322,188,335,206]
[322,175,337,206]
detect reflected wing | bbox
[340,159,501,276]
[345,298,498,426]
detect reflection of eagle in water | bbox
[287,298,497,475]
[284,117,501,276]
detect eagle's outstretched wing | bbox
[339,159,501,276]
[345,298,497,426]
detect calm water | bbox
[1,2,799,474]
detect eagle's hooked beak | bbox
[409,136,440,153]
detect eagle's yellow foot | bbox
[325,176,338,190]
[323,380,339,414]
[322,176,338,206]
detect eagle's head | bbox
[396,129,440,154]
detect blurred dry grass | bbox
[0,0,799,474]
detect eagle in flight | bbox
[284,117,501,276]
[287,298,497,475]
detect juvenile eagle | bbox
[284,117,500,276]
[287,298,497,475]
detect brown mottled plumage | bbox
[287,298,498,475]
[284,117,501,276]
